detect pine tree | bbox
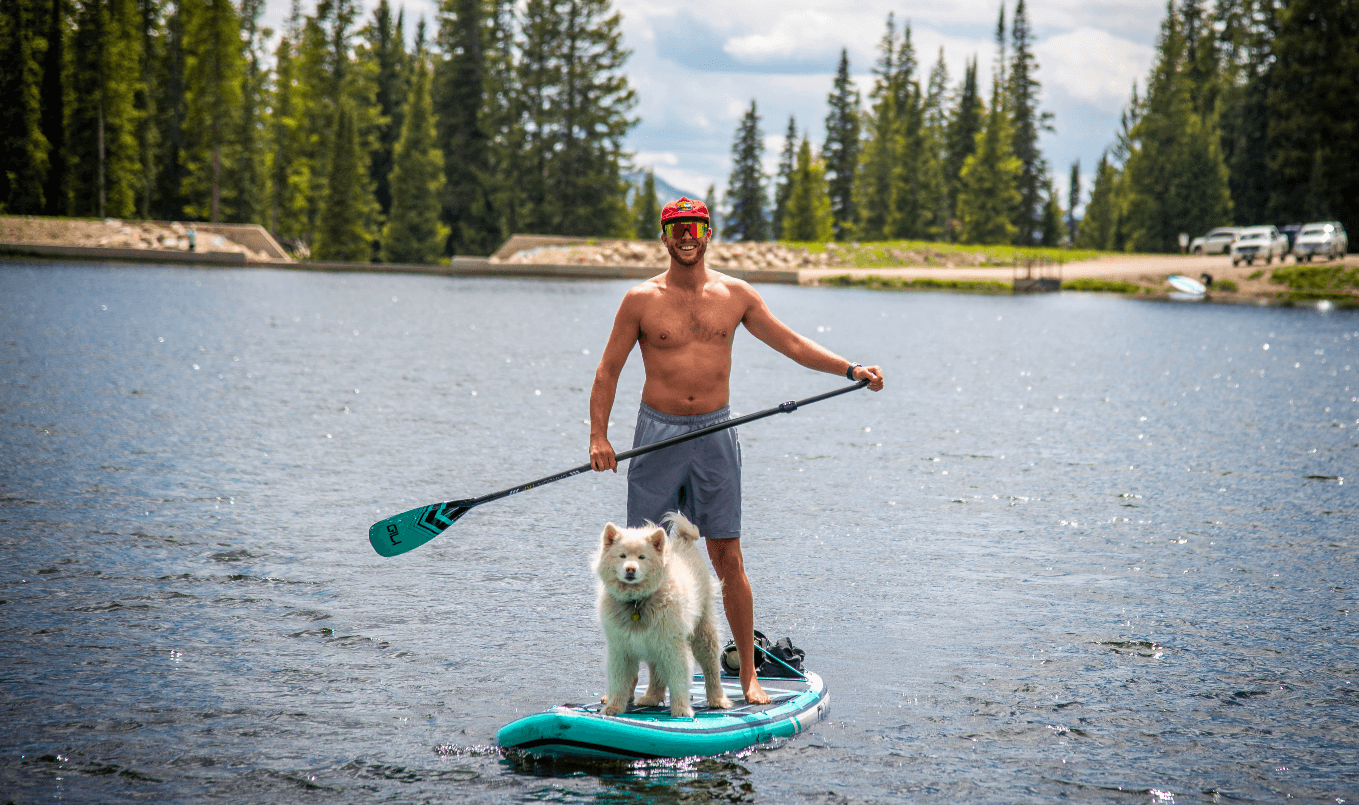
[1008,0,1051,245]
[366,0,406,222]
[292,0,357,243]
[1076,151,1119,250]
[919,48,952,240]
[771,115,797,240]
[855,13,899,241]
[180,0,244,222]
[703,182,721,237]
[1039,178,1063,246]
[1122,1,1232,252]
[40,0,69,215]
[314,104,375,260]
[956,79,1021,245]
[475,0,526,248]
[1066,159,1080,244]
[382,54,448,264]
[944,57,983,239]
[630,169,659,238]
[886,22,925,240]
[69,0,144,219]
[0,0,51,213]
[133,0,162,218]
[435,0,497,254]
[725,100,767,242]
[267,16,312,242]
[517,0,636,237]
[780,137,834,243]
[1216,0,1273,225]
[1266,0,1359,230]
[823,49,859,241]
[235,0,267,224]
[150,1,186,220]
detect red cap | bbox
[660,197,709,225]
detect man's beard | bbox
[667,239,706,266]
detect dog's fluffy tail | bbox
[660,511,701,543]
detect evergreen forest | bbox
[1,0,1355,260]
[737,0,1357,251]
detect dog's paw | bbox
[602,700,627,716]
[709,694,734,710]
[669,704,695,718]
[635,691,664,707]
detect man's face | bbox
[662,219,711,267]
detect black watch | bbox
[846,362,862,380]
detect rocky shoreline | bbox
[4,216,1355,305]
[0,216,287,263]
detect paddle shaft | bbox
[472,378,870,507]
[368,379,869,556]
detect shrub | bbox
[1061,278,1141,293]
[1214,279,1238,292]
[1269,265,1359,291]
[821,274,1009,293]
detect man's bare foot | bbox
[743,676,771,705]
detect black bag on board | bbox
[720,630,806,678]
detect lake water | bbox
[1,261,1355,804]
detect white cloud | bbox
[722,10,868,63]
[632,151,680,168]
[1034,27,1153,110]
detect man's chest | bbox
[638,303,740,349]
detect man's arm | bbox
[589,290,645,471]
[738,281,885,390]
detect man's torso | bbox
[635,269,749,416]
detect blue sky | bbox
[262,0,1163,216]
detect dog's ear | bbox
[601,523,621,548]
[647,526,666,555]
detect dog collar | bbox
[631,597,646,622]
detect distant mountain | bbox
[623,170,702,206]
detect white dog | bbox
[595,512,733,717]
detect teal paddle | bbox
[369,380,870,557]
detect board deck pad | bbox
[497,672,829,760]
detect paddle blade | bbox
[369,499,475,557]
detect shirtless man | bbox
[589,197,884,704]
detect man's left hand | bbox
[853,364,885,391]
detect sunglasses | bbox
[663,221,710,239]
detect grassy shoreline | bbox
[779,238,1113,268]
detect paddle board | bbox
[1167,274,1207,294]
[497,671,829,760]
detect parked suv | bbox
[1189,227,1242,255]
[1292,222,1349,262]
[1230,226,1288,266]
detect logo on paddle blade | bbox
[416,501,472,537]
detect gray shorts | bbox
[627,403,741,540]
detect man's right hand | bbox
[590,435,618,472]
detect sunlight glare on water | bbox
[0,263,1355,803]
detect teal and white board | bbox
[1167,274,1207,295]
[497,672,829,760]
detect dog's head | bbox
[596,522,666,591]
